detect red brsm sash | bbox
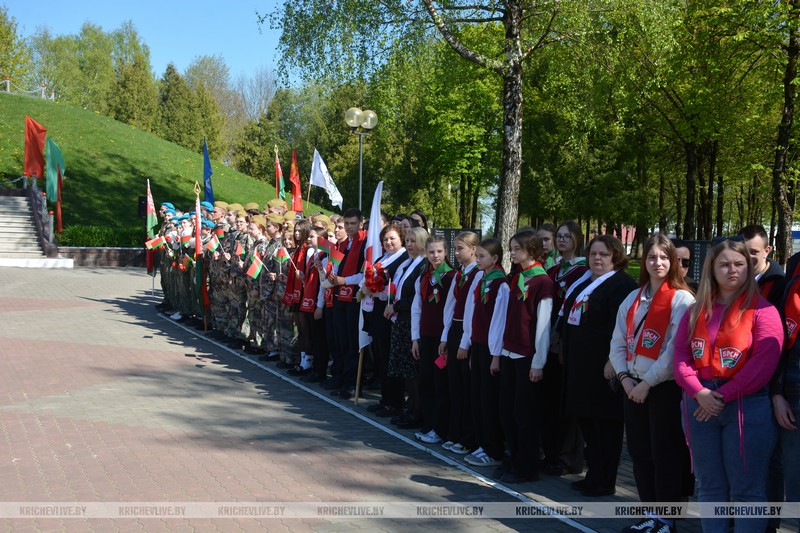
[625,282,676,361]
[691,293,756,377]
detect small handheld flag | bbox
[276,247,290,265]
[247,250,263,279]
[146,236,166,250]
[204,234,220,253]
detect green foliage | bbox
[108,51,159,133]
[57,225,142,247]
[0,92,325,230]
[157,64,201,152]
[0,5,31,87]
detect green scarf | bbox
[517,262,547,301]
[480,266,506,304]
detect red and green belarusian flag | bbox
[180,234,192,245]
[276,247,290,265]
[145,179,157,238]
[234,241,244,257]
[247,250,263,279]
[275,152,286,200]
[317,237,344,266]
[204,234,220,252]
[146,236,166,249]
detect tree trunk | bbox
[658,174,667,234]
[705,141,717,239]
[495,61,524,269]
[773,0,799,265]
[675,177,683,239]
[684,142,697,240]
[715,171,724,237]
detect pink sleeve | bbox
[717,301,783,402]
[673,311,705,398]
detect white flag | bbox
[359,180,384,350]
[310,149,343,209]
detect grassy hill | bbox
[0,93,323,235]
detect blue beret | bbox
[164,209,176,216]
[200,201,214,211]
[161,202,175,210]
[202,220,215,229]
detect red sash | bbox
[336,231,365,303]
[625,282,676,361]
[282,245,308,306]
[785,278,800,349]
[300,256,320,313]
[691,293,756,377]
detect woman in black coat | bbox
[560,235,636,497]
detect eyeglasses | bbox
[679,258,690,268]
[556,233,572,241]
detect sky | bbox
[8,0,283,82]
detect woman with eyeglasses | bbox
[541,220,589,477]
[610,234,695,533]
[560,235,637,496]
[674,240,782,533]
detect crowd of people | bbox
[152,198,799,533]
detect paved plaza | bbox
[0,267,796,533]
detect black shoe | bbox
[227,339,246,349]
[321,378,344,390]
[288,365,312,376]
[570,479,591,491]
[375,406,402,418]
[244,345,266,355]
[300,372,325,383]
[492,466,507,478]
[581,486,615,497]
[367,402,386,413]
[337,387,361,400]
[276,361,293,370]
[395,416,422,429]
[542,463,566,476]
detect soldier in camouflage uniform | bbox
[243,215,270,354]
[207,202,230,336]
[223,210,251,345]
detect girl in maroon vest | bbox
[610,234,695,532]
[438,231,482,455]
[411,235,456,444]
[297,224,329,382]
[462,238,508,467]
[674,239,783,533]
[497,230,556,483]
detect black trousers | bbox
[623,379,693,502]
[499,356,543,478]
[446,321,474,447]
[470,343,503,460]
[324,307,341,380]
[333,299,360,387]
[310,311,329,376]
[419,335,449,436]
[578,416,624,491]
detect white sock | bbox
[301,353,313,370]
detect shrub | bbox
[57,225,145,247]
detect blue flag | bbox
[203,139,214,203]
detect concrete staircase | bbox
[0,194,72,268]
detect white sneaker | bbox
[449,443,471,455]
[170,312,182,320]
[465,449,501,467]
[416,430,442,444]
[441,441,455,450]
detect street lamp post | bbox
[344,107,378,210]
